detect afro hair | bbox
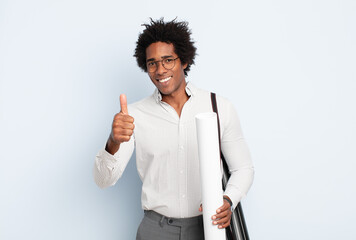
[134,18,197,76]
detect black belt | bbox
[144,210,203,227]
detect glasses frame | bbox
[146,57,180,73]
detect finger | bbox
[214,211,231,221]
[114,114,134,124]
[213,213,231,226]
[213,216,229,225]
[112,134,131,143]
[113,121,135,130]
[217,200,230,213]
[120,94,128,114]
[213,217,230,226]
[112,128,134,137]
[122,115,134,123]
[118,135,131,143]
[218,220,231,229]
[212,202,231,220]
[214,209,229,219]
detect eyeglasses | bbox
[146,57,179,72]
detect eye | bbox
[164,58,174,63]
[147,62,156,67]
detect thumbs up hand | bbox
[106,94,135,154]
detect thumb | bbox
[120,94,128,114]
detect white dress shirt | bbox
[93,82,254,218]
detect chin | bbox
[159,90,172,96]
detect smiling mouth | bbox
[157,76,172,83]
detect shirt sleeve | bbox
[219,99,254,209]
[93,136,135,189]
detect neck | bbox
[161,82,189,117]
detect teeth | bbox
[158,77,171,83]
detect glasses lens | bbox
[147,62,156,72]
[163,58,175,70]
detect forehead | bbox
[145,42,177,60]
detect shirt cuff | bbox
[223,188,244,211]
[96,147,123,172]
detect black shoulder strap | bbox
[210,92,229,182]
[210,92,222,159]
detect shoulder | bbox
[216,94,235,110]
[196,86,234,111]
[190,83,233,104]
[200,88,238,125]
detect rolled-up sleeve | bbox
[93,136,135,189]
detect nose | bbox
[156,61,167,74]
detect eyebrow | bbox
[146,55,174,62]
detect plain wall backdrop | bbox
[1,0,355,239]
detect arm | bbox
[212,99,254,228]
[221,100,254,208]
[93,94,136,188]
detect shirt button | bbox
[182,194,186,198]
[168,219,173,224]
[179,146,184,150]
[180,170,184,174]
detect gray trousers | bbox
[136,210,205,240]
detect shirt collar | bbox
[154,81,196,103]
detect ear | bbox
[182,62,188,69]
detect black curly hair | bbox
[134,18,197,76]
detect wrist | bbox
[105,135,120,155]
[223,195,233,211]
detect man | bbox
[94,18,254,240]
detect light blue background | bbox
[1,0,355,239]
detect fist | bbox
[110,94,135,144]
